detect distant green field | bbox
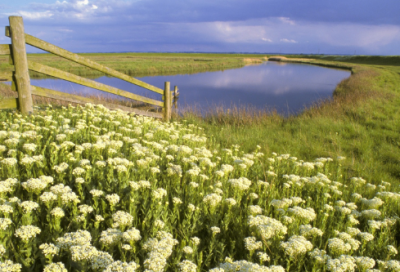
[296,55,400,66]
[0,52,266,78]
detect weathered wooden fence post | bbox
[173,86,179,109]
[163,81,171,121]
[9,16,33,115]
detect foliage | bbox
[0,104,398,272]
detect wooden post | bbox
[9,16,33,115]
[173,86,178,109]
[163,81,171,122]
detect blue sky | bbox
[1,0,399,54]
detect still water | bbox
[29,61,350,115]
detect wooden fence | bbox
[0,16,176,121]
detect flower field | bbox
[0,103,399,272]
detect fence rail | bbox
[0,44,10,55]
[27,60,164,107]
[0,71,13,81]
[1,16,175,121]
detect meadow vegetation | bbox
[0,54,399,271]
[0,103,399,272]
[0,53,264,79]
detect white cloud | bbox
[177,18,400,52]
[77,0,89,6]
[18,11,54,20]
[5,2,399,54]
[280,38,297,43]
[312,23,400,48]
[204,21,268,43]
[11,0,128,21]
[278,17,296,25]
[58,28,74,32]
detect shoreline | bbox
[178,55,400,185]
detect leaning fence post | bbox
[163,81,171,122]
[9,16,33,115]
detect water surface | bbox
[28,61,350,115]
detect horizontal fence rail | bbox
[28,61,163,107]
[0,85,163,119]
[0,44,10,55]
[0,98,17,109]
[0,71,13,81]
[31,85,163,118]
[1,17,175,120]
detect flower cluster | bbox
[0,104,398,271]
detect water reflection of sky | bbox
[29,61,350,116]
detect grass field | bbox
[0,52,266,78]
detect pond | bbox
[28,61,351,116]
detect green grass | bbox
[0,52,266,79]
[293,54,400,66]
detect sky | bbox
[1,0,400,55]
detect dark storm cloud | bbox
[15,0,400,26]
[1,0,399,54]
[96,0,400,25]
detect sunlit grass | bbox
[178,59,400,187]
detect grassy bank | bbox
[0,52,266,79]
[179,56,400,187]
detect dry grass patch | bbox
[243,58,264,64]
[268,56,287,61]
